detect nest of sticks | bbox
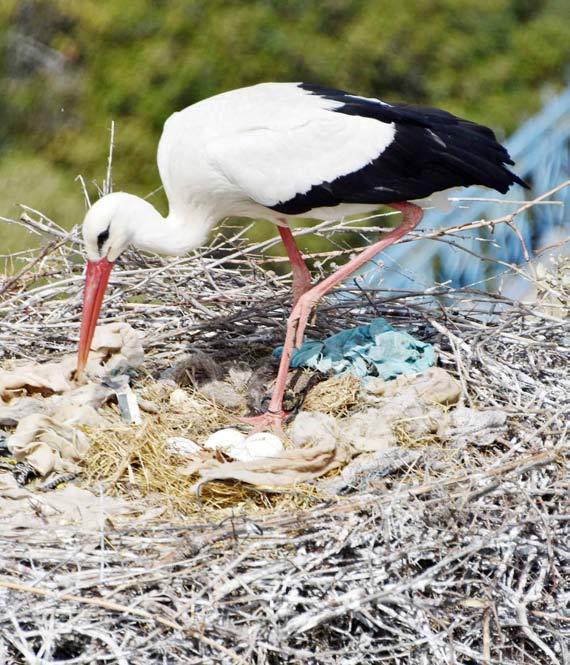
[0,189,568,664]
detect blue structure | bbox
[360,89,570,295]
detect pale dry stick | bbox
[302,184,569,267]
[427,233,541,292]
[101,237,287,306]
[0,236,69,297]
[515,559,561,665]
[75,173,92,210]
[190,211,387,277]
[534,235,570,256]
[98,484,106,584]
[0,213,84,258]
[432,234,564,310]
[449,197,564,206]
[0,213,46,238]
[190,542,266,606]
[429,317,472,405]
[72,627,129,665]
[505,218,532,264]
[0,579,249,665]
[397,449,560,505]
[0,273,81,308]
[19,205,69,235]
[6,613,43,665]
[514,480,557,564]
[412,180,570,249]
[0,248,37,259]
[143,184,164,201]
[529,611,570,624]
[460,456,564,510]
[6,265,79,310]
[283,535,499,636]
[494,409,567,466]
[103,120,115,197]
[482,606,492,665]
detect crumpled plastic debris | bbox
[339,408,402,452]
[90,322,145,373]
[292,367,463,453]
[0,384,111,428]
[439,406,508,448]
[7,414,91,476]
[362,366,462,406]
[166,436,201,456]
[0,323,143,404]
[0,472,139,529]
[289,411,339,450]
[291,407,397,453]
[319,447,427,495]
[0,323,145,477]
[0,358,75,397]
[274,317,435,380]
[193,437,351,489]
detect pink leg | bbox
[267,202,423,417]
[278,224,312,306]
[238,225,312,434]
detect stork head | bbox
[77,192,139,373]
[82,192,141,262]
[77,191,200,373]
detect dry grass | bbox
[302,372,361,416]
[82,383,321,517]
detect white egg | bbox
[203,428,246,452]
[241,432,284,461]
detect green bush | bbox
[1,0,568,251]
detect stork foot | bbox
[238,410,289,435]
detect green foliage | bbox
[0,0,568,251]
[0,151,85,254]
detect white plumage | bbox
[157,83,397,226]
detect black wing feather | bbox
[271,83,527,215]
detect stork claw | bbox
[237,410,289,436]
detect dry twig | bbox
[0,187,568,663]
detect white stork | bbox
[78,82,526,429]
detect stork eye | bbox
[97,228,110,253]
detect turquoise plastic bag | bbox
[274,318,435,381]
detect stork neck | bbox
[131,198,211,257]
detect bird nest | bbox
[0,194,568,664]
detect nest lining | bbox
[0,193,568,664]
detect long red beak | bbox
[77,258,114,373]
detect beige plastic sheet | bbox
[194,438,352,489]
[0,472,138,529]
[364,366,462,406]
[191,368,467,488]
[1,323,144,476]
[288,367,463,455]
[7,414,91,476]
[0,322,144,402]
